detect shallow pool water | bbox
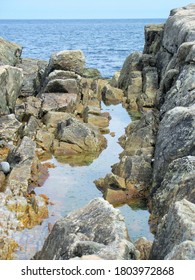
[13,103,153,259]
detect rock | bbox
[141,66,159,107]
[55,117,107,153]
[0,37,22,66]
[150,199,195,260]
[43,111,72,129]
[165,241,195,260]
[16,58,47,96]
[43,79,79,94]
[46,70,81,82]
[15,96,42,121]
[33,198,137,260]
[152,106,195,195]
[23,116,40,140]
[41,93,77,114]
[143,24,164,55]
[0,171,6,191]
[121,109,159,157]
[118,52,143,91]
[0,65,23,115]
[109,71,120,88]
[160,65,195,116]
[83,106,110,128]
[95,173,127,192]
[83,68,101,78]
[162,4,195,55]
[134,237,153,260]
[36,129,54,152]
[151,156,195,226]
[126,71,143,109]
[102,84,124,105]
[48,50,85,75]
[6,136,37,196]
[0,114,23,143]
[0,162,10,174]
[112,155,153,191]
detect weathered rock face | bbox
[48,50,85,75]
[55,117,107,155]
[6,136,37,196]
[151,156,195,226]
[0,66,23,116]
[102,84,124,105]
[33,198,137,260]
[41,93,77,114]
[152,106,195,195]
[0,37,22,66]
[0,114,23,143]
[144,24,164,55]
[15,96,42,121]
[16,58,47,97]
[150,199,195,260]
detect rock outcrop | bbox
[0,37,22,66]
[33,198,137,260]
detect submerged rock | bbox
[33,198,137,260]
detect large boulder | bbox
[33,198,137,260]
[0,37,22,66]
[150,199,195,260]
[152,106,195,194]
[48,50,85,75]
[16,58,47,97]
[0,65,23,116]
[55,117,107,154]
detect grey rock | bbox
[118,52,143,91]
[0,114,23,142]
[16,58,47,97]
[41,93,77,114]
[33,198,137,260]
[0,37,22,66]
[165,241,195,260]
[56,117,107,153]
[150,199,195,260]
[160,65,195,116]
[143,24,164,55]
[43,79,79,94]
[15,96,42,121]
[0,65,23,116]
[83,68,101,78]
[48,50,85,75]
[152,156,195,223]
[152,106,195,194]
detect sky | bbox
[0,0,193,19]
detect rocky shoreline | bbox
[0,4,195,260]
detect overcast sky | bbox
[0,0,193,19]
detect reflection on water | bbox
[13,103,153,260]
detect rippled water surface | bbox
[0,19,164,77]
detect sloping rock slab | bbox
[33,198,136,260]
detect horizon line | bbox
[0,18,166,20]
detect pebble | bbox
[0,161,11,174]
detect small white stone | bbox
[0,161,10,174]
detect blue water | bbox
[0,19,164,77]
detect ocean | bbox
[0,19,165,77]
